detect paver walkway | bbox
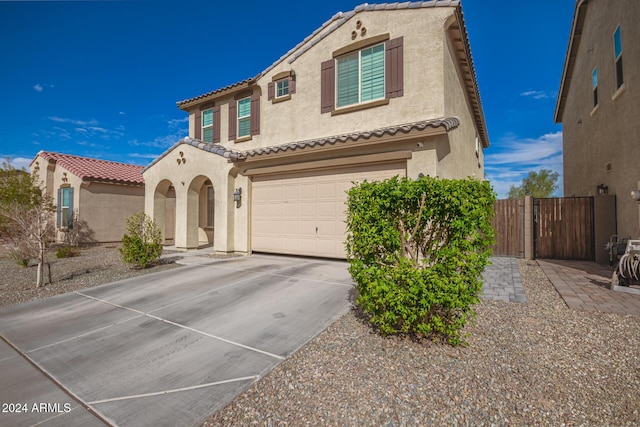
[481,257,526,303]
[538,259,640,316]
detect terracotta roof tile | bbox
[34,151,144,185]
[143,117,459,172]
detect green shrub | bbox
[119,213,163,269]
[345,176,495,346]
[56,245,80,258]
[7,247,29,268]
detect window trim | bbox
[201,108,214,143]
[237,97,251,139]
[335,42,386,110]
[613,25,624,90]
[275,79,289,99]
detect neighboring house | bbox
[143,1,489,258]
[30,151,145,243]
[555,0,640,239]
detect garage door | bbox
[251,161,406,258]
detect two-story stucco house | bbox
[555,0,640,239]
[30,151,145,243]
[143,0,489,258]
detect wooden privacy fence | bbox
[492,196,607,261]
[491,199,524,257]
[534,197,594,261]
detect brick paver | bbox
[537,259,640,316]
[481,257,526,303]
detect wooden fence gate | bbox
[492,199,524,257]
[534,197,594,261]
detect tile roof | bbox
[175,1,464,110]
[143,117,459,172]
[33,151,145,185]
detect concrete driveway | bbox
[0,255,353,427]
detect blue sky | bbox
[0,0,575,198]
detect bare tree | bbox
[0,158,55,287]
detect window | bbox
[321,35,403,114]
[336,43,385,108]
[207,186,214,227]
[202,108,214,143]
[276,79,289,98]
[613,25,623,89]
[57,187,73,229]
[237,97,251,138]
[592,67,598,107]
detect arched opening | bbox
[154,179,176,245]
[187,175,215,248]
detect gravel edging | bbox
[0,244,183,310]
[204,260,640,426]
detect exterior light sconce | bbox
[233,187,242,208]
[597,184,608,195]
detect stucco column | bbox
[524,196,534,260]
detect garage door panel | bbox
[252,161,405,258]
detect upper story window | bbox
[202,108,214,143]
[321,34,403,115]
[336,43,385,108]
[268,72,296,103]
[592,67,598,107]
[194,104,220,143]
[613,25,623,89]
[276,79,289,98]
[237,97,251,138]
[228,90,260,142]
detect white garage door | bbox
[251,161,406,258]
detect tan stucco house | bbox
[555,0,640,239]
[30,151,145,243]
[143,1,489,258]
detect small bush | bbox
[346,176,495,346]
[119,213,163,269]
[56,245,80,258]
[7,247,29,268]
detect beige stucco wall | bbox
[187,7,454,152]
[142,143,248,252]
[30,154,145,243]
[561,0,640,239]
[442,22,485,180]
[79,183,145,242]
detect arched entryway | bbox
[186,175,215,248]
[153,179,176,245]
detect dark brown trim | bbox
[330,98,389,116]
[271,94,291,104]
[320,59,335,113]
[194,109,202,140]
[271,70,293,81]
[332,33,390,58]
[199,101,215,110]
[234,89,254,100]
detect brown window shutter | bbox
[194,110,202,140]
[321,59,335,113]
[289,76,296,94]
[268,82,275,100]
[213,105,221,143]
[250,91,260,135]
[385,36,404,98]
[228,102,237,141]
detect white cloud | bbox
[520,90,549,100]
[48,116,99,126]
[33,84,43,92]
[485,131,564,199]
[1,156,33,170]
[129,153,160,159]
[119,111,126,115]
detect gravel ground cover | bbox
[204,260,640,427]
[0,244,182,309]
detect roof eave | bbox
[554,0,590,123]
[176,76,260,111]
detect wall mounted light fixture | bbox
[233,187,242,208]
[597,184,608,195]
